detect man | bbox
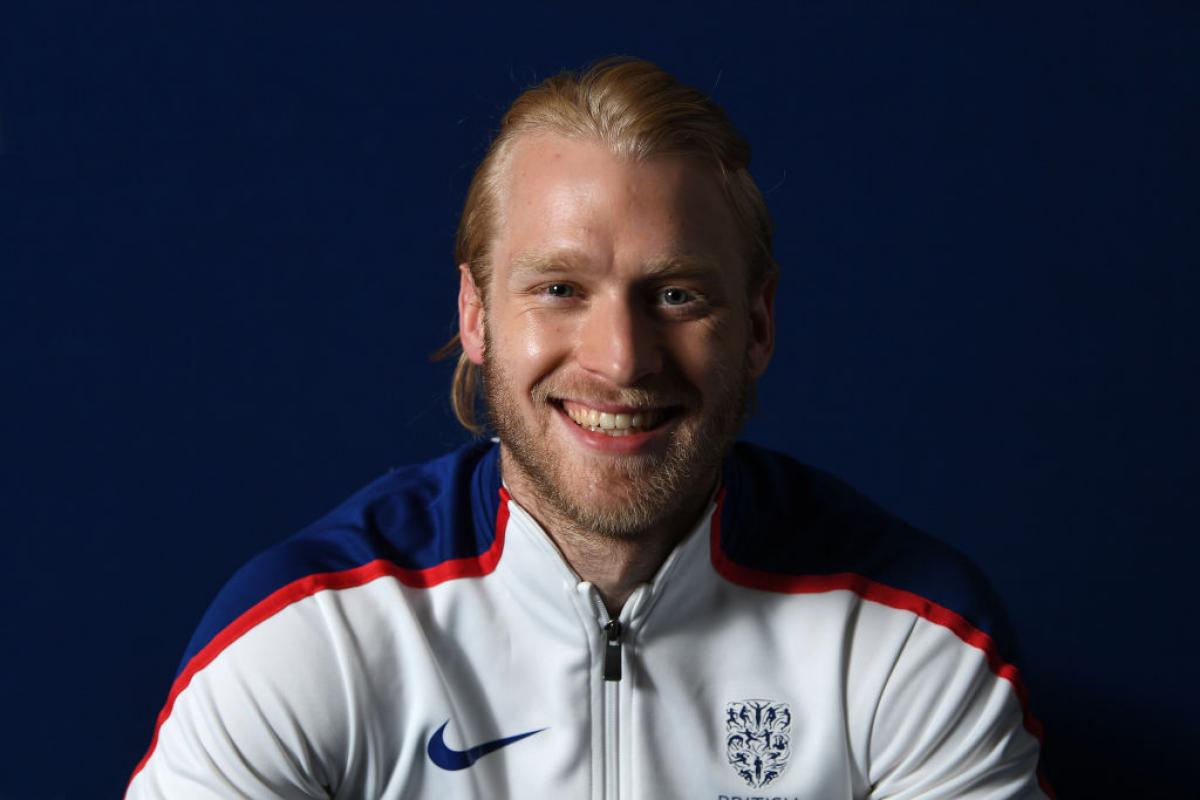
[128,59,1050,798]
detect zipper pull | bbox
[603,619,623,682]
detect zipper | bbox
[603,619,623,681]
[604,658,619,800]
[588,591,625,800]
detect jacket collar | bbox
[473,441,719,633]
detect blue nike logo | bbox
[426,720,545,770]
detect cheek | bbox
[668,318,744,383]
[492,308,575,381]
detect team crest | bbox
[725,699,791,788]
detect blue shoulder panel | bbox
[719,442,1020,661]
[176,440,502,678]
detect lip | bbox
[552,402,674,455]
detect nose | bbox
[575,294,663,386]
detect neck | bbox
[499,448,716,617]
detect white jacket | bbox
[127,442,1051,799]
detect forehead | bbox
[492,133,744,276]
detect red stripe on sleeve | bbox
[125,488,511,794]
[707,490,1056,798]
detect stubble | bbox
[482,327,749,541]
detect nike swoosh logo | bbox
[426,720,545,770]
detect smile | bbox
[558,399,672,437]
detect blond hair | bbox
[437,57,777,434]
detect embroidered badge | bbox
[725,699,791,788]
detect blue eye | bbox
[661,287,692,305]
[546,283,574,298]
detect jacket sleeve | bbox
[125,593,351,800]
[865,614,1049,799]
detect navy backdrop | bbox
[3,2,1197,797]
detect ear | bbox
[746,272,777,379]
[458,265,486,366]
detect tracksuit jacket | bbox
[127,440,1050,799]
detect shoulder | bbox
[128,445,504,796]
[716,444,1050,796]
[175,440,504,678]
[716,441,1018,658]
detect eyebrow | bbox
[508,250,725,280]
[643,254,725,279]
[508,251,588,277]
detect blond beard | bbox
[482,330,749,540]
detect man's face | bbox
[459,134,774,537]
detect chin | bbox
[549,442,708,536]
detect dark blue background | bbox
[4,3,1197,797]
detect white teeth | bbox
[562,403,662,436]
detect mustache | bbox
[530,379,696,409]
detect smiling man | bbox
[128,59,1051,799]
[462,130,772,616]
